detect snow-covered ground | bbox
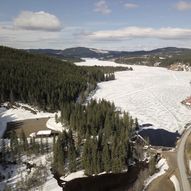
[46,112,67,132]
[170,175,180,191]
[76,59,191,133]
[144,158,169,188]
[0,153,62,191]
[89,49,109,54]
[61,170,86,182]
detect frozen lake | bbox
[76,59,191,133]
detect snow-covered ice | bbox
[76,59,191,133]
[144,158,169,188]
[75,58,129,67]
[170,175,180,191]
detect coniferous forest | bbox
[53,100,136,176]
[0,46,139,179]
[0,46,130,110]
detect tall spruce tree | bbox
[68,130,77,173]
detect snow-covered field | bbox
[76,59,191,133]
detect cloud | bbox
[124,3,139,9]
[94,0,111,15]
[14,11,62,31]
[0,21,61,49]
[86,26,191,40]
[175,1,191,11]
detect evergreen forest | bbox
[0,46,139,178]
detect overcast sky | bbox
[1,0,191,50]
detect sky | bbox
[1,0,191,50]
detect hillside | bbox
[27,47,191,59]
[0,46,120,111]
[115,47,191,68]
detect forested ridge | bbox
[0,46,128,111]
[160,52,191,67]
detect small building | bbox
[29,130,59,138]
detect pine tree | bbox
[102,142,111,172]
[82,136,92,175]
[40,137,44,154]
[20,129,28,152]
[68,130,77,172]
[53,133,66,175]
[10,130,19,160]
[9,90,14,105]
[149,157,156,176]
[92,138,98,174]
[1,138,6,162]
[135,118,139,131]
[45,137,49,153]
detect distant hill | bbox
[27,47,191,69]
[27,47,112,61]
[27,46,191,60]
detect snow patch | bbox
[90,48,109,54]
[46,114,67,132]
[144,158,169,187]
[170,175,180,191]
[60,170,86,182]
[42,175,62,191]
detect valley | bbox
[0,49,191,191]
[1,1,191,190]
